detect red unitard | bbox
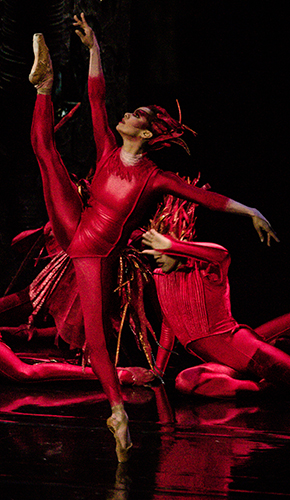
[154,238,290,393]
[31,74,237,406]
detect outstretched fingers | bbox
[73,12,95,48]
[252,215,280,246]
[73,12,87,29]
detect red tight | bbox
[0,341,97,382]
[176,318,290,396]
[31,95,82,250]
[31,95,122,406]
[255,312,290,342]
[193,328,290,385]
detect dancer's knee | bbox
[248,342,290,388]
[175,364,260,398]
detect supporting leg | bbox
[73,257,132,462]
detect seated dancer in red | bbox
[29,13,278,460]
[142,195,290,398]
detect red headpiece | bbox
[146,100,197,154]
[149,173,210,241]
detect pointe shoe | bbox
[29,33,53,94]
[107,413,133,463]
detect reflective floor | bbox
[1,374,290,500]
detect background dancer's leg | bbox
[192,328,290,391]
[0,341,97,382]
[0,288,32,326]
[255,312,290,343]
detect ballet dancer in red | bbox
[142,195,289,397]
[29,13,278,459]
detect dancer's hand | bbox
[73,12,96,49]
[251,210,279,246]
[225,199,279,246]
[142,229,172,255]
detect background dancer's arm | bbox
[142,229,229,265]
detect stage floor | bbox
[1,376,290,500]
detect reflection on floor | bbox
[1,374,290,500]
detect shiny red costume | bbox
[154,238,290,394]
[31,74,239,405]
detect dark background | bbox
[0,0,288,328]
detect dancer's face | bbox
[154,253,179,274]
[116,107,153,139]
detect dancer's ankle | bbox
[36,85,52,96]
[111,403,127,419]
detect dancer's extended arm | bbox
[154,170,279,246]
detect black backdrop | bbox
[0,0,288,328]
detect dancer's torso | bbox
[154,261,238,349]
[66,148,159,258]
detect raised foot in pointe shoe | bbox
[107,414,133,463]
[29,33,53,92]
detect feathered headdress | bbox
[147,100,197,154]
[149,173,210,240]
[114,246,157,369]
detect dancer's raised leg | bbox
[30,34,82,250]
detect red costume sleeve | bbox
[153,170,230,212]
[88,75,117,164]
[163,237,230,267]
